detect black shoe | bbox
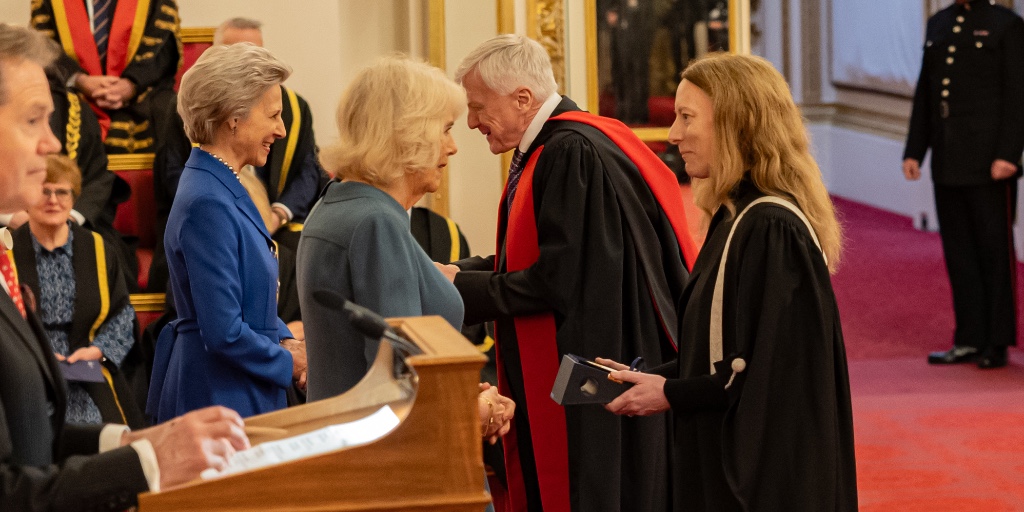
[977,346,1008,369]
[927,345,978,365]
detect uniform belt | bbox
[940,100,950,119]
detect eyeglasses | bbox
[42,187,74,202]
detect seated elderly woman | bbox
[599,53,857,511]
[10,154,145,428]
[147,43,306,423]
[298,57,514,445]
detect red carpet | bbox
[831,196,957,360]
[850,356,1024,511]
[828,196,1024,510]
[831,196,1024,359]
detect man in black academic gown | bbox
[903,0,1024,369]
[438,34,700,512]
[0,22,249,511]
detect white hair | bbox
[454,34,557,99]
[214,17,262,45]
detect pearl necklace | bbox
[200,147,240,181]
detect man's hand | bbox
[268,206,289,235]
[126,406,249,489]
[75,74,119,100]
[286,320,304,341]
[433,262,459,282]
[95,78,136,110]
[991,159,1018,180]
[903,158,921,181]
[281,338,307,389]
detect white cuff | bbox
[69,209,85,225]
[129,439,161,492]
[99,424,130,452]
[271,203,293,221]
[0,213,13,226]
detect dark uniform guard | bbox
[904,0,1024,369]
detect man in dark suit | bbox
[0,23,249,511]
[904,0,1024,369]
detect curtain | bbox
[831,0,924,96]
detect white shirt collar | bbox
[518,94,562,153]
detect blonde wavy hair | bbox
[682,53,842,272]
[321,56,466,188]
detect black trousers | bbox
[934,181,1018,349]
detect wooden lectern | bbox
[138,316,490,511]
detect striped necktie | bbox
[505,149,526,216]
[93,0,114,70]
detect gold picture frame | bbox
[585,0,749,142]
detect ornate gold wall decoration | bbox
[527,0,566,94]
[428,0,450,217]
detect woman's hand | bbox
[594,357,630,371]
[478,383,515,444]
[598,357,670,417]
[65,346,103,363]
[281,338,307,390]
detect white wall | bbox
[809,124,937,227]
[752,0,786,74]
[1,1,29,25]
[176,0,412,145]
[813,122,1024,260]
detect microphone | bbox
[311,290,423,356]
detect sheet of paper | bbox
[200,405,401,480]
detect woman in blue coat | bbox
[147,43,307,422]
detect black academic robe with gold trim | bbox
[49,76,138,291]
[410,206,471,263]
[32,0,181,154]
[410,206,495,380]
[12,224,147,429]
